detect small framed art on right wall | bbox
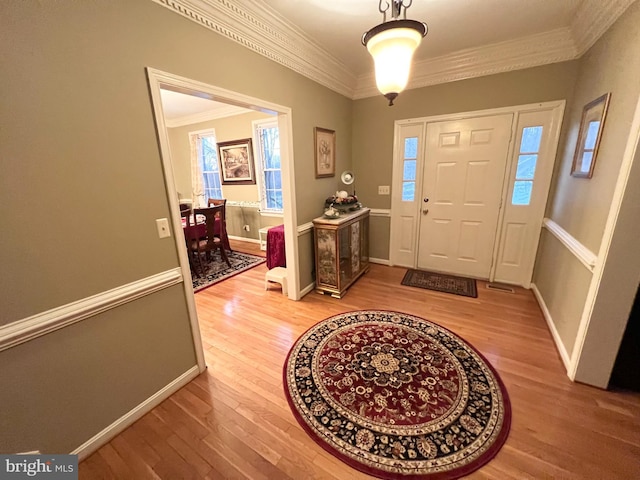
[571,92,611,178]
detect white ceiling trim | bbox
[154,0,633,100]
[354,28,578,99]
[570,0,636,55]
[164,104,252,127]
[152,0,357,98]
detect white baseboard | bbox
[228,235,260,244]
[300,282,316,297]
[531,283,572,376]
[370,258,390,266]
[72,365,200,460]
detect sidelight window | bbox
[402,137,418,201]
[512,126,543,206]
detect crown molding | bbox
[156,0,633,101]
[164,104,251,127]
[355,28,578,99]
[152,0,357,98]
[570,0,636,55]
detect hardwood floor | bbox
[80,239,640,479]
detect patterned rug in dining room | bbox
[401,269,478,298]
[192,251,265,292]
[284,310,511,479]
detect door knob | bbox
[422,209,429,215]
[423,198,430,203]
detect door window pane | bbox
[404,137,418,159]
[515,155,537,180]
[520,126,543,153]
[512,181,533,205]
[403,159,416,181]
[402,182,415,201]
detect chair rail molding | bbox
[369,208,391,217]
[542,218,598,271]
[154,0,632,100]
[297,222,313,236]
[0,268,183,352]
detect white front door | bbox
[417,114,513,278]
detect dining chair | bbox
[190,206,232,274]
[181,207,199,272]
[207,198,232,253]
[207,198,226,207]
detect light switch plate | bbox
[156,218,171,238]
[378,185,390,195]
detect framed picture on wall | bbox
[571,93,611,178]
[314,127,336,178]
[217,138,256,185]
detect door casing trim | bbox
[390,100,566,286]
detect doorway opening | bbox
[146,68,299,370]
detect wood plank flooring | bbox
[80,239,640,479]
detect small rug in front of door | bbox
[283,310,511,479]
[401,269,478,298]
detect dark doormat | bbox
[401,269,478,298]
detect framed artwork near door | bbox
[314,127,335,178]
[571,93,610,179]
[217,138,256,185]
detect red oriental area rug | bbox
[283,310,511,479]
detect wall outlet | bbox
[378,185,390,195]
[156,218,171,238]
[243,224,250,232]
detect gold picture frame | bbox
[571,93,611,178]
[217,138,256,185]
[314,127,336,178]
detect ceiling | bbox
[155,0,634,121]
[160,89,252,127]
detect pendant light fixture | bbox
[362,0,427,106]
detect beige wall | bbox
[547,1,640,253]
[533,1,640,386]
[369,216,391,261]
[0,286,196,453]
[167,111,272,203]
[576,115,640,386]
[352,61,580,258]
[0,0,350,453]
[533,231,593,358]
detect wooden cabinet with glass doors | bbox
[313,208,369,298]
